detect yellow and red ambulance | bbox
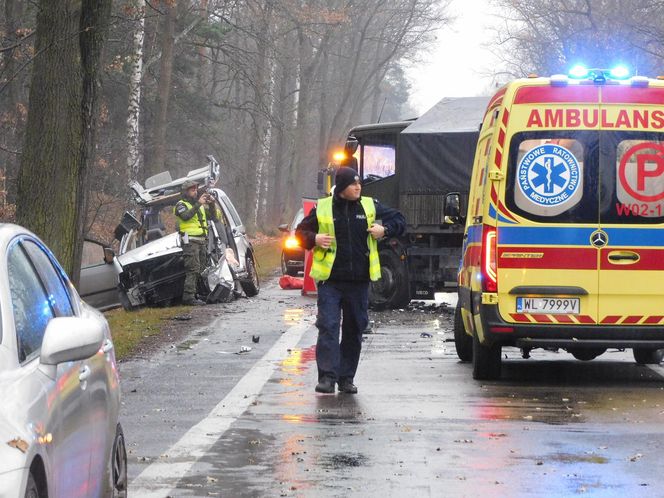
[452,67,664,379]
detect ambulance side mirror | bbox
[444,192,463,225]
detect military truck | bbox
[330,97,489,308]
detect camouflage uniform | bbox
[174,180,218,304]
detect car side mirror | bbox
[103,247,115,264]
[40,317,104,368]
[278,224,289,233]
[344,136,359,154]
[444,192,463,224]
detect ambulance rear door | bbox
[497,123,601,326]
[597,91,664,325]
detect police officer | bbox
[174,180,217,306]
[296,167,406,393]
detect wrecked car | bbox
[114,156,260,310]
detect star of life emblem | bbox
[517,144,581,207]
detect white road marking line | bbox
[130,321,311,497]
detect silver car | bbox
[0,224,126,497]
[79,239,121,311]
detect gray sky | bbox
[407,0,500,115]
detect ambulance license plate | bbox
[516,297,579,314]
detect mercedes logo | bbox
[590,229,608,248]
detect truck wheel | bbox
[472,332,502,380]
[569,348,606,361]
[240,254,260,297]
[369,249,410,310]
[633,348,664,365]
[454,304,473,362]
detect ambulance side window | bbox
[600,132,664,223]
[467,135,492,221]
[505,131,598,223]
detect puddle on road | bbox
[176,339,198,350]
[284,308,304,325]
[319,452,368,469]
[547,452,609,464]
[280,345,316,377]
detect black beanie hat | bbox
[335,167,360,195]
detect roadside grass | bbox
[105,305,190,360]
[253,237,282,279]
[106,238,283,360]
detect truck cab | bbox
[333,98,488,309]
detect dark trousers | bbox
[182,239,207,301]
[315,280,369,382]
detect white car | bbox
[114,156,260,309]
[0,224,126,497]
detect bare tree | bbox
[493,0,661,77]
[16,0,111,283]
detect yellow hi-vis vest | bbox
[174,200,207,236]
[310,196,381,282]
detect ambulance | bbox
[448,66,664,380]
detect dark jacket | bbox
[296,195,406,282]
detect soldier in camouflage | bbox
[174,179,218,305]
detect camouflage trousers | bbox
[182,239,208,301]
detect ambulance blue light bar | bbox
[609,65,630,79]
[568,64,589,79]
[567,65,632,81]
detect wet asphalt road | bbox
[120,280,664,497]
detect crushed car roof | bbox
[130,156,220,207]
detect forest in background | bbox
[0,0,448,242]
[3,0,664,270]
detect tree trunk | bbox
[286,26,313,203]
[266,51,294,227]
[1,0,24,207]
[126,0,146,183]
[150,0,176,177]
[16,0,111,284]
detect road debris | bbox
[7,438,28,453]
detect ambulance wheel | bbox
[633,348,664,365]
[369,250,410,310]
[472,332,502,380]
[454,304,473,362]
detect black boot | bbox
[315,377,335,393]
[338,378,358,394]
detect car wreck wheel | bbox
[241,255,260,297]
[110,424,128,497]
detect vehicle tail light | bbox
[284,236,300,249]
[481,225,497,292]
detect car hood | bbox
[116,232,182,267]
